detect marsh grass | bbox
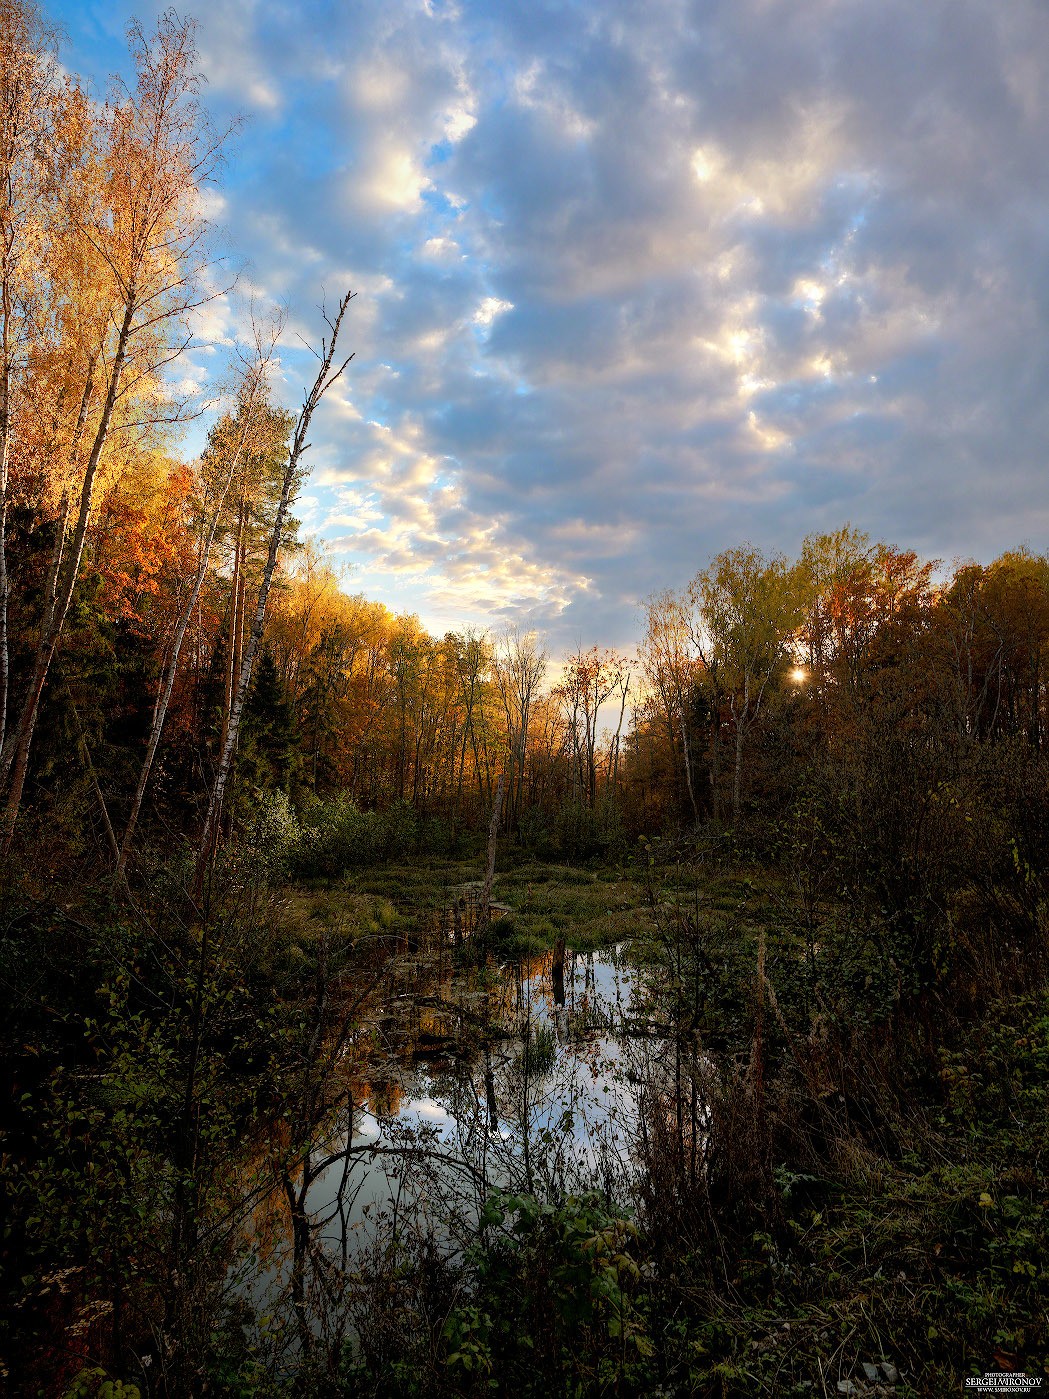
[308,856,658,959]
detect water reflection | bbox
[302,942,650,1257]
[235,930,683,1379]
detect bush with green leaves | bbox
[518,805,558,859]
[293,794,419,876]
[438,1191,654,1396]
[246,788,301,879]
[63,1370,141,1399]
[544,798,629,862]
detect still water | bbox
[300,942,659,1260]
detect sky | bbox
[48,0,1049,651]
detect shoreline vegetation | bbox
[0,6,1047,1397]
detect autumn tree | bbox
[215,392,297,755]
[448,627,493,822]
[800,530,938,700]
[937,551,1049,746]
[194,292,355,897]
[0,0,61,750]
[116,331,283,874]
[690,545,805,822]
[797,527,872,688]
[639,589,704,821]
[555,646,631,809]
[267,543,367,790]
[493,626,547,831]
[0,11,228,851]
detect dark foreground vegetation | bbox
[0,4,1048,1396]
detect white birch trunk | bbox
[193,293,355,899]
[0,300,133,853]
[116,358,271,875]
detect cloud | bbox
[52,0,1049,650]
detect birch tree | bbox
[0,0,59,752]
[0,12,228,852]
[691,545,805,823]
[194,292,356,898]
[116,327,282,875]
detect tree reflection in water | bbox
[245,927,666,1380]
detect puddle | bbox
[302,943,658,1256]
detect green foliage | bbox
[235,647,302,799]
[247,788,302,879]
[417,813,458,858]
[0,868,310,1394]
[293,793,419,875]
[517,804,558,858]
[64,1369,141,1399]
[554,798,626,861]
[7,836,1049,1398]
[518,1021,557,1078]
[436,1191,653,1396]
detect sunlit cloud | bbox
[54,0,1049,651]
[473,296,513,328]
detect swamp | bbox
[0,5,1048,1396]
[6,838,1049,1396]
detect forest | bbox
[1,6,1048,1398]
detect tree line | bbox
[0,3,358,885]
[2,0,1049,887]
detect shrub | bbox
[291,794,420,876]
[518,805,558,859]
[245,789,301,879]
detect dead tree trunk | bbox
[193,293,355,900]
[477,770,505,936]
[117,350,274,877]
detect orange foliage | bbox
[90,458,196,634]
